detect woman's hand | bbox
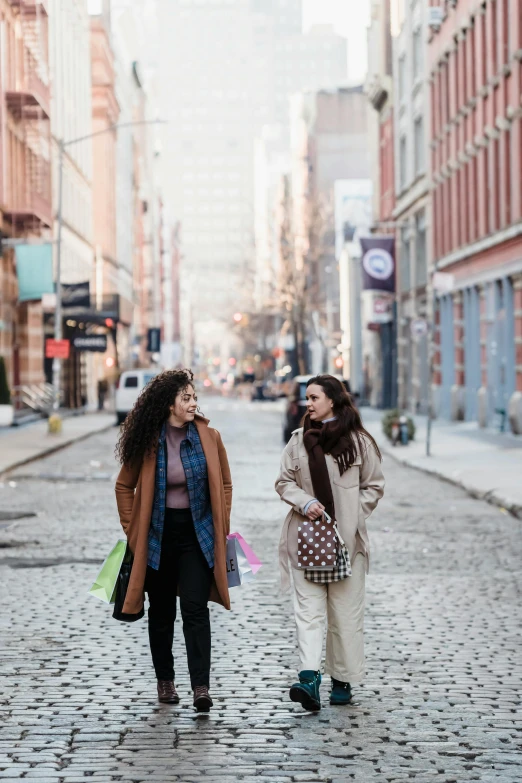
[305,501,325,521]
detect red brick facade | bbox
[429,0,522,428]
[0,0,51,395]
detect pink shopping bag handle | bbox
[227,532,262,572]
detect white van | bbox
[115,369,159,424]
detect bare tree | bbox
[277,176,308,375]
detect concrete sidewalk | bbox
[361,406,522,519]
[0,411,115,476]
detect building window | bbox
[413,27,422,80]
[414,116,425,175]
[398,55,406,102]
[399,135,407,189]
[415,211,427,287]
[400,226,411,292]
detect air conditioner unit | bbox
[428,7,443,29]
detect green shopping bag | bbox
[88,539,127,604]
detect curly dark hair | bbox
[116,369,196,466]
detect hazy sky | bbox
[303,0,370,85]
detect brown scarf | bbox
[303,416,354,521]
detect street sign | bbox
[432,272,455,293]
[410,318,429,339]
[146,327,161,353]
[46,339,70,359]
[72,334,107,352]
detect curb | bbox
[378,441,522,520]
[0,421,115,479]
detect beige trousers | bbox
[291,553,366,683]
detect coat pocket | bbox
[333,457,362,489]
[292,463,303,489]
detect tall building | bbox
[392,0,431,415]
[429,0,522,432]
[289,86,370,374]
[111,2,161,369]
[156,0,348,321]
[365,0,397,408]
[48,0,94,407]
[0,0,51,394]
[366,0,394,225]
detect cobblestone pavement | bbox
[0,397,521,782]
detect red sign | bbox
[46,339,70,359]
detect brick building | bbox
[429,0,522,431]
[366,0,397,408]
[391,0,431,415]
[0,0,51,394]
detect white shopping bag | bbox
[226,534,261,588]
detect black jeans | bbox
[145,508,213,688]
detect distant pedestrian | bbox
[275,374,384,711]
[115,369,232,712]
[97,378,108,411]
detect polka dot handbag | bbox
[297,512,352,584]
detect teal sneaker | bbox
[289,670,321,711]
[329,677,352,705]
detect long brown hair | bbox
[303,374,382,463]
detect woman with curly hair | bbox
[115,369,232,712]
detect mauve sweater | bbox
[165,423,190,509]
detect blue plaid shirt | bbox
[147,422,215,570]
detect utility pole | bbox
[52,139,65,412]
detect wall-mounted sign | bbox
[362,290,394,325]
[72,334,107,352]
[62,281,90,309]
[432,272,455,293]
[360,236,396,292]
[46,339,70,359]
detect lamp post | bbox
[51,119,166,417]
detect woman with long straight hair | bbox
[275,375,384,711]
[115,369,232,712]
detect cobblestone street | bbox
[0,398,521,782]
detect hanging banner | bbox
[62,281,90,309]
[15,244,54,302]
[147,328,161,353]
[359,236,395,292]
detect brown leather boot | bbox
[157,680,180,704]
[193,685,213,712]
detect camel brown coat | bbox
[115,415,232,615]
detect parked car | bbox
[115,368,159,424]
[283,374,353,442]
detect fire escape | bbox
[5,0,51,232]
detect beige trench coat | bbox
[275,428,385,592]
[115,415,232,615]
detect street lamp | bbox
[52,119,166,417]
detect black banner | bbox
[360,237,395,292]
[147,328,161,353]
[62,281,90,309]
[72,334,107,352]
